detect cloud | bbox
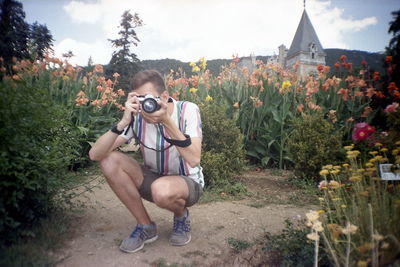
[54,38,112,66]
[61,0,379,64]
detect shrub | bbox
[200,103,247,190]
[264,219,331,267]
[287,113,344,180]
[0,75,81,240]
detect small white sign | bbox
[379,164,400,180]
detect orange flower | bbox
[366,87,375,98]
[337,88,349,101]
[373,72,380,82]
[375,91,385,98]
[113,72,120,78]
[96,85,103,92]
[388,82,398,93]
[334,62,340,69]
[255,100,263,107]
[233,102,240,108]
[340,55,347,62]
[361,106,372,118]
[297,104,304,113]
[117,89,125,96]
[94,64,104,73]
[12,74,20,81]
[385,56,392,63]
[307,102,321,110]
[361,60,368,67]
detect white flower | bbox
[342,223,358,235]
[307,232,320,241]
[306,210,319,222]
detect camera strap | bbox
[126,107,192,152]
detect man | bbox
[89,70,204,253]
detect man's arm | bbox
[162,118,201,168]
[89,92,140,161]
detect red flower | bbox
[317,64,324,73]
[388,82,398,93]
[373,72,380,82]
[352,128,369,141]
[361,60,368,67]
[340,55,347,62]
[334,62,340,69]
[385,56,392,63]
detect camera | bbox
[137,94,161,113]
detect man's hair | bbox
[130,69,166,94]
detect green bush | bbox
[0,77,81,240]
[264,219,331,267]
[200,103,247,190]
[287,113,344,181]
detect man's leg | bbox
[150,176,189,217]
[99,151,151,225]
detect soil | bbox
[56,169,317,267]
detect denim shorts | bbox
[138,166,203,207]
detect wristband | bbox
[164,134,192,147]
[111,123,124,135]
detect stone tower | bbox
[285,8,326,77]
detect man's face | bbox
[134,82,160,98]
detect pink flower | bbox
[384,102,399,113]
[318,180,328,190]
[352,122,375,142]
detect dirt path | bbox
[57,170,316,267]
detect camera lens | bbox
[142,98,158,113]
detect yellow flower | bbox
[318,197,324,201]
[317,209,325,214]
[356,168,365,173]
[344,145,354,151]
[282,80,292,89]
[380,157,389,163]
[369,151,378,156]
[365,162,374,168]
[333,165,341,170]
[357,261,368,267]
[375,142,383,147]
[396,141,400,145]
[189,62,196,67]
[62,75,69,81]
[205,95,213,102]
[349,175,362,182]
[392,149,399,156]
[341,204,347,208]
[380,148,388,152]
[192,66,200,73]
[189,87,198,93]
[359,191,369,197]
[319,169,329,176]
[332,197,341,201]
[342,163,350,167]
[323,164,334,170]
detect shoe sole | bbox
[169,234,191,246]
[119,235,158,253]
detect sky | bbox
[20,0,399,66]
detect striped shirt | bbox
[120,98,204,188]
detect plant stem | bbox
[369,203,378,267]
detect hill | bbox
[139,48,385,76]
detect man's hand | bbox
[118,92,141,129]
[141,95,169,124]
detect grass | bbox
[227,237,252,253]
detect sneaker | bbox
[119,222,158,253]
[170,209,191,246]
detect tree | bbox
[0,0,30,70]
[106,10,143,90]
[28,21,53,59]
[386,9,400,86]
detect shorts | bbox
[138,166,203,207]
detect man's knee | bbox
[99,151,122,175]
[151,180,173,208]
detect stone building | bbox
[275,8,326,77]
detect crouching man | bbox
[89,70,204,253]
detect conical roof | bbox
[287,10,324,58]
